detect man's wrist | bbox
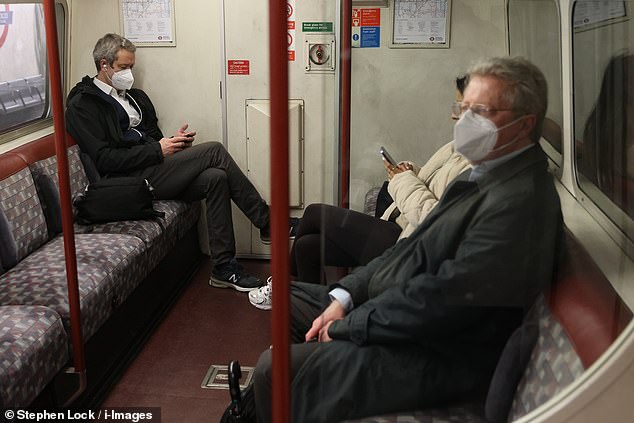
[329,287,353,312]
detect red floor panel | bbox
[102,259,272,423]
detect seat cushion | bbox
[341,401,486,423]
[28,144,90,202]
[0,305,68,408]
[0,233,147,341]
[74,199,200,269]
[0,166,49,268]
[508,296,584,420]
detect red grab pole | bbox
[339,0,352,208]
[269,0,291,422]
[43,0,85,373]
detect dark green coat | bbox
[291,145,562,422]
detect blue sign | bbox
[0,11,13,26]
[360,27,380,48]
[352,33,359,41]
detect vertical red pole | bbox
[43,0,85,372]
[339,0,352,208]
[269,0,290,422]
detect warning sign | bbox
[288,0,296,61]
[352,8,381,49]
[228,60,250,75]
[361,9,380,26]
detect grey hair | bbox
[92,33,136,71]
[467,57,548,142]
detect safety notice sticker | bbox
[228,60,250,75]
[288,0,296,61]
[352,8,380,48]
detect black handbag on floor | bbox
[74,177,164,224]
[219,361,256,423]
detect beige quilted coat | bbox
[380,141,471,239]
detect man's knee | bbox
[198,140,225,155]
[198,167,228,187]
[293,234,319,259]
[303,203,325,220]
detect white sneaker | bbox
[249,276,272,310]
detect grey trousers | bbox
[131,142,269,266]
[253,282,489,423]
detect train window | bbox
[0,2,65,141]
[507,0,563,163]
[572,0,634,237]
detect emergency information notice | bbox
[2,408,160,422]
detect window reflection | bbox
[572,0,634,229]
[578,54,634,219]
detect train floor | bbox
[101,258,273,423]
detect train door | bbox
[221,0,338,257]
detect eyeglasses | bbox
[451,102,514,117]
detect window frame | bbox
[0,0,67,144]
[570,0,634,252]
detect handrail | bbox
[43,0,85,374]
[339,0,352,208]
[269,0,291,422]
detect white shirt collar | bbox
[93,76,125,97]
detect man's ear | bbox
[100,59,108,71]
[520,114,537,138]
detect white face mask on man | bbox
[453,109,525,162]
[105,66,134,91]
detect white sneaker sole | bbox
[249,299,272,310]
[209,277,259,292]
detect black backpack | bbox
[74,176,164,224]
[219,361,256,423]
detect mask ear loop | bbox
[490,115,528,153]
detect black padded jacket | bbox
[66,76,164,176]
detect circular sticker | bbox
[0,5,10,50]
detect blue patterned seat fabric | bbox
[0,305,68,408]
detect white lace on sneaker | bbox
[249,276,272,310]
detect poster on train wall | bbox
[288,0,296,61]
[119,0,176,46]
[390,0,451,49]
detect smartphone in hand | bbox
[379,146,397,167]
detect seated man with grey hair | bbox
[250,56,562,422]
[66,33,296,291]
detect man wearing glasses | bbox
[251,57,562,423]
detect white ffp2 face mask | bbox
[453,110,524,162]
[107,68,134,91]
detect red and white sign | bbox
[228,60,250,75]
[352,8,381,27]
[361,8,380,27]
[287,0,296,61]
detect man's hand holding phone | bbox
[176,123,196,145]
[159,135,193,156]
